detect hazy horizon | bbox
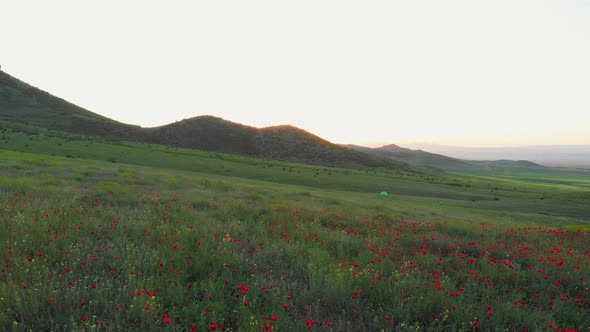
[360,141,590,149]
[2,1,589,147]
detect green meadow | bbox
[1,125,589,331]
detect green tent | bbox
[380,191,388,197]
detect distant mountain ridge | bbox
[404,142,590,168]
[345,143,479,170]
[0,70,412,171]
[345,143,550,171]
[466,160,543,168]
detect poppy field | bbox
[1,151,590,331]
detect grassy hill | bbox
[0,70,410,171]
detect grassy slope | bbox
[1,123,589,223]
[0,149,584,230]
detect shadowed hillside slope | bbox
[134,118,413,170]
[256,125,410,169]
[0,70,144,140]
[145,116,259,155]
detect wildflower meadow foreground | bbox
[1,190,588,331]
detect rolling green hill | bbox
[0,70,410,171]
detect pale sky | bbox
[2,1,590,147]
